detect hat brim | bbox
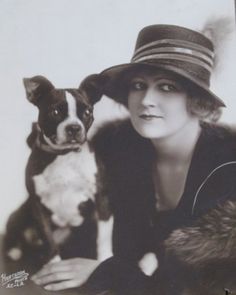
[101,62,225,107]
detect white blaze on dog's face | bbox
[55,91,86,145]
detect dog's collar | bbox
[35,124,81,155]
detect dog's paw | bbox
[138,252,158,276]
[7,247,23,261]
[23,228,43,246]
[51,214,68,227]
[52,228,71,245]
[48,255,61,264]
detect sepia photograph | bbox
[0,0,236,294]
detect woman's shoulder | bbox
[200,121,236,158]
[91,118,150,154]
[201,121,236,142]
[91,118,134,140]
[189,122,236,216]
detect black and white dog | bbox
[4,75,113,268]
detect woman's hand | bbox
[31,257,100,291]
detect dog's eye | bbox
[84,108,91,117]
[52,109,59,116]
[50,108,62,120]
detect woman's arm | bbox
[160,162,236,294]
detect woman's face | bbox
[127,69,197,140]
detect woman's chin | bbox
[135,128,166,139]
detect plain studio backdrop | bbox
[0,0,235,233]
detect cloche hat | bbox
[101,24,225,107]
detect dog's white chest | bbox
[33,143,97,227]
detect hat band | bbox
[132,53,213,73]
[134,39,214,58]
[133,47,213,67]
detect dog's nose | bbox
[66,124,81,136]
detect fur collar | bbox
[164,200,236,294]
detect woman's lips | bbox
[139,114,163,121]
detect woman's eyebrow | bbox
[153,77,177,83]
[129,75,146,80]
[129,74,181,85]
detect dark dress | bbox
[81,119,236,295]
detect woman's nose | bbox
[141,89,157,107]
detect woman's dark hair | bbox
[186,87,222,122]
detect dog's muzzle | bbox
[65,124,85,144]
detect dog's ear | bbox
[23,76,55,106]
[26,123,39,149]
[79,74,106,105]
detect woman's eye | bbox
[129,81,146,91]
[159,84,177,92]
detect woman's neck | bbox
[151,119,201,164]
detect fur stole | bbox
[164,201,236,295]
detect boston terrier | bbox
[4,74,113,268]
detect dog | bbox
[4,74,113,268]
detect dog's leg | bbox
[4,200,32,261]
[31,196,59,263]
[96,215,114,262]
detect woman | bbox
[32,25,236,295]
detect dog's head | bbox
[23,74,104,151]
